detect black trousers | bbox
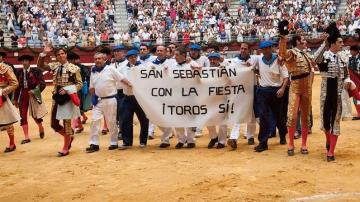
[117,90,125,132]
[256,87,287,146]
[323,78,338,132]
[121,95,149,146]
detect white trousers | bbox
[159,127,195,144]
[230,111,256,139]
[89,98,118,146]
[175,127,196,143]
[207,125,227,144]
[341,89,353,118]
[230,123,256,140]
[148,121,156,136]
[159,127,173,144]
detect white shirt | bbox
[139,55,156,64]
[253,55,288,87]
[118,62,144,95]
[192,55,210,67]
[226,55,257,66]
[164,59,200,69]
[109,59,127,89]
[90,65,125,98]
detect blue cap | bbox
[208,52,221,59]
[189,44,201,51]
[113,45,125,51]
[259,40,273,49]
[126,49,138,58]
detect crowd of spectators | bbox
[123,0,360,46]
[0,0,359,48]
[1,0,117,47]
[342,0,360,34]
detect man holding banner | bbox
[207,52,229,149]
[139,44,157,140]
[253,41,289,152]
[189,44,210,138]
[145,45,175,148]
[110,45,128,140]
[119,50,149,149]
[226,42,257,149]
[86,52,130,153]
[165,46,200,149]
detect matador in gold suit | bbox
[0,62,20,153]
[279,34,326,156]
[38,47,82,157]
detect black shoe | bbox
[247,138,255,145]
[175,142,184,149]
[216,143,225,149]
[280,138,287,145]
[118,132,123,140]
[21,139,31,144]
[39,131,45,139]
[254,144,268,152]
[159,143,170,148]
[300,148,309,155]
[187,143,196,148]
[326,143,330,152]
[294,132,301,139]
[268,133,276,138]
[4,145,16,153]
[227,139,237,150]
[287,148,295,156]
[208,137,218,149]
[57,151,69,157]
[148,135,154,140]
[118,144,131,150]
[327,156,335,162]
[352,117,360,120]
[86,144,99,153]
[108,145,118,150]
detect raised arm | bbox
[311,34,329,64]
[278,36,294,62]
[37,43,53,71]
[112,66,132,87]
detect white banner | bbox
[129,65,254,127]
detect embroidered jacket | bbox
[278,36,326,76]
[0,62,19,96]
[318,50,348,80]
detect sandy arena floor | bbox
[0,75,360,202]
